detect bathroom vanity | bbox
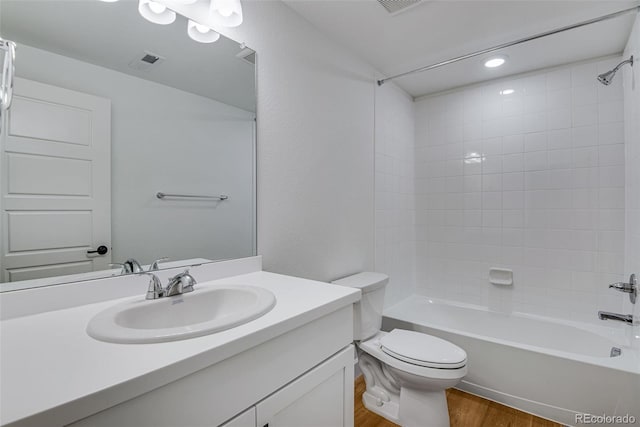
[0,257,360,427]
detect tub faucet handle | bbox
[608,274,637,304]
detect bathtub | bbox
[382,296,640,427]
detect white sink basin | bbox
[87,285,276,344]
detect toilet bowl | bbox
[332,273,467,427]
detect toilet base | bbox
[399,387,450,427]
[362,387,451,427]
[362,389,401,424]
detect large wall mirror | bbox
[0,0,257,291]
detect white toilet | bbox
[332,272,467,427]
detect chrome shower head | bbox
[597,69,616,85]
[597,55,634,85]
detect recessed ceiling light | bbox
[500,89,515,95]
[484,56,507,68]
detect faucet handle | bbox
[124,258,144,273]
[109,263,127,275]
[608,274,637,304]
[181,269,196,293]
[149,257,170,271]
[168,269,197,294]
[143,273,164,300]
[609,282,635,292]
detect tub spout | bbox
[598,311,633,324]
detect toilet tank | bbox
[331,272,389,341]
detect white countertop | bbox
[0,270,360,427]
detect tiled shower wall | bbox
[375,82,416,308]
[622,14,640,341]
[413,56,627,324]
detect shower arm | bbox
[611,56,634,74]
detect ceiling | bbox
[284,0,639,97]
[0,0,256,112]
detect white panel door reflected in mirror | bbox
[0,0,256,291]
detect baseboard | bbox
[457,381,575,427]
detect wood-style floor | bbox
[354,376,562,427]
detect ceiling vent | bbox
[377,0,424,15]
[128,51,165,71]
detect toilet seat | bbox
[358,331,467,381]
[380,329,467,369]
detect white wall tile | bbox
[547,69,571,91]
[547,108,572,130]
[412,55,626,325]
[524,132,547,152]
[548,149,572,169]
[375,81,416,308]
[548,129,572,150]
[502,153,524,172]
[572,104,598,127]
[524,151,548,171]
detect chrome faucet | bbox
[144,273,164,300]
[149,257,169,271]
[109,259,143,275]
[124,258,144,274]
[596,273,636,325]
[598,311,633,324]
[144,270,197,300]
[165,270,196,297]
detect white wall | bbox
[15,44,255,265]
[622,14,640,346]
[374,81,416,307]
[200,0,377,282]
[413,56,627,325]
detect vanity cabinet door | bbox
[256,345,354,427]
[220,407,256,427]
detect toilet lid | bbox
[380,329,467,369]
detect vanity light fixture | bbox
[138,0,176,25]
[484,56,507,68]
[187,20,221,43]
[129,0,244,43]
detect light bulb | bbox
[195,23,210,33]
[148,1,166,14]
[210,0,243,27]
[219,7,233,17]
[187,20,220,43]
[138,0,176,25]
